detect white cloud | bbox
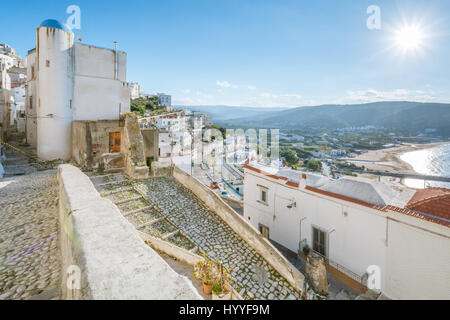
[181,89,191,94]
[261,92,302,99]
[216,80,238,88]
[344,88,439,103]
[247,85,257,90]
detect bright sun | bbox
[395,26,425,51]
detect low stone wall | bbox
[140,231,243,300]
[57,164,202,300]
[172,166,305,293]
[151,160,173,177]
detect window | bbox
[259,224,270,240]
[312,226,327,257]
[261,189,267,203]
[29,96,32,109]
[31,66,35,79]
[46,60,50,67]
[109,132,121,153]
[258,185,268,205]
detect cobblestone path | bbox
[135,177,300,300]
[88,172,301,300]
[0,167,60,300]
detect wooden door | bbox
[109,132,121,153]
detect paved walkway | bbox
[89,172,301,300]
[133,177,300,300]
[0,152,60,300]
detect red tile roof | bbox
[406,188,450,221]
[243,162,450,228]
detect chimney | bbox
[299,173,307,189]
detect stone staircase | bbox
[87,172,201,254]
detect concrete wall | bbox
[0,88,11,140]
[72,120,125,169]
[72,44,129,121]
[25,51,37,147]
[57,164,202,300]
[244,168,450,299]
[172,166,305,293]
[141,128,159,161]
[36,26,74,160]
[244,169,387,291]
[122,114,148,179]
[140,231,243,300]
[384,210,450,300]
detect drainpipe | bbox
[113,41,117,80]
[299,217,307,254]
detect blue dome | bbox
[39,19,71,32]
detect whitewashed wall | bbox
[244,168,450,298]
[384,211,450,299]
[25,51,37,147]
[72,44,130,121]
[36,27,74,160]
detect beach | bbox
[351,142,450,175]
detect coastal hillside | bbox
[187,102,450,136]
[180,105,286,121]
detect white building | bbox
[130,82,140,99]
[243,161,450,299]
[157,93,171,107]
[0,44,15,55]
[25,19,130,160]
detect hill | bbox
[194,101,450,136]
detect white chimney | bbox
[299,173,307,189]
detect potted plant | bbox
[194,257,233,297]
[302,244,310,256]
[194,258,215,294]
[211,262,233,300]
[202,278,213,295]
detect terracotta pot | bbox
[202,280,212,294]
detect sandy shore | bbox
[350,142,450,174]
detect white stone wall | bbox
[72,44,130,120]
[25,29,131,160]
[57,164,202,300]
[25,51,37,147]
[36,26,74,160]
[243,168,450,299]
[384,210,450,299]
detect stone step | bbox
[4,163,30,168]
[123,206,154,217]
[114,195,144,205]
[4,170,26,176]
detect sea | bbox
[400,143,450,189]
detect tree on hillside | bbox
[281,149,299,166]
[130,96,163,116]
[304,160,322,172]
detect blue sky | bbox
[2,0,450,107]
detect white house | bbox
[130,82,140,99]
[243,161,450,300]
[157,93,171,107]
[25,19,130,160]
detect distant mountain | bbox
[179,105,287,122]
[193,101,450,136]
